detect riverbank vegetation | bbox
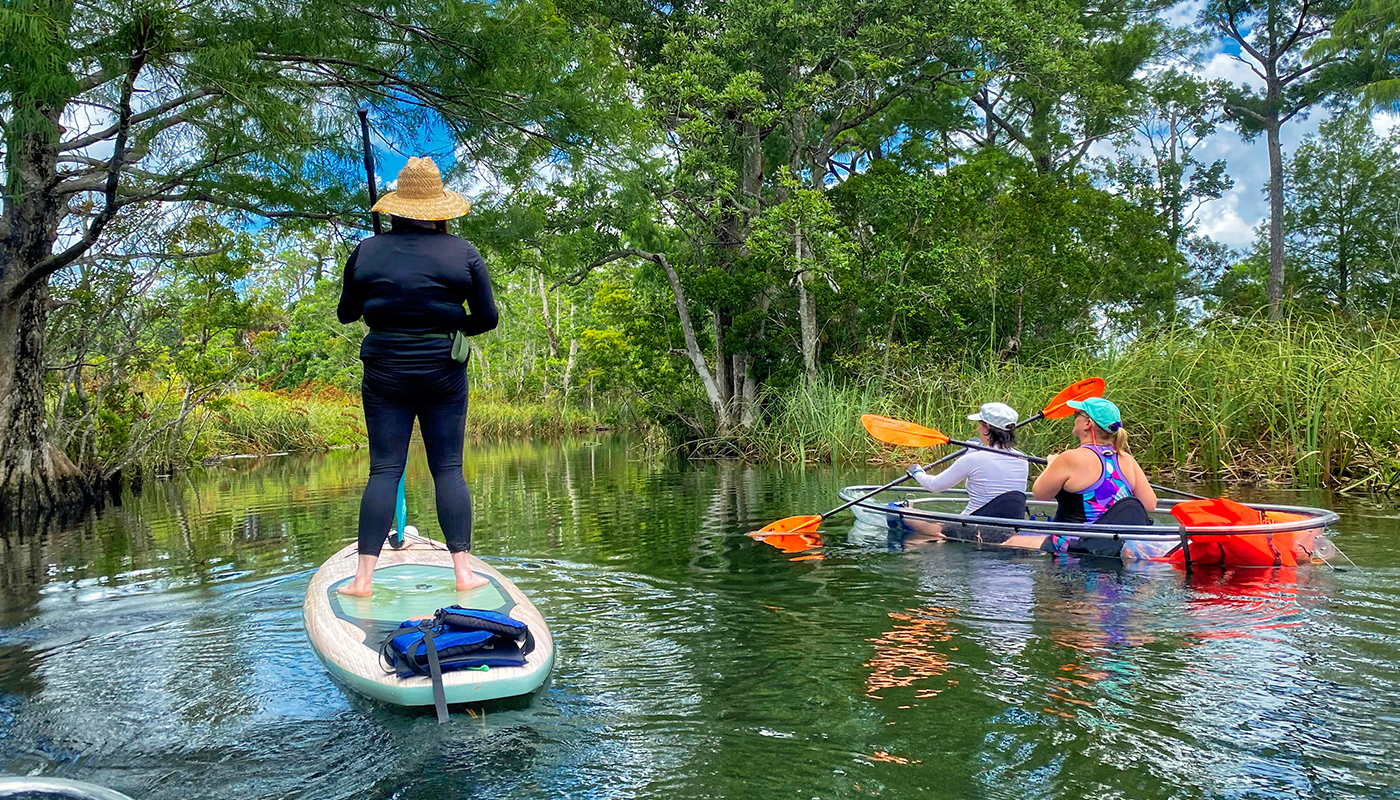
[747,319,1400,491]
[3,0,1398,518]
[64,383,622,474]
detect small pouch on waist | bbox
[451,331,471,364]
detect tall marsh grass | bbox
[213,389,367,454]
[747,319,1400,490]
[467,396,615,437]
[210,388,621,456]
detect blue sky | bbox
[1114,1,1396,248]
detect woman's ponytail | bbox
[1110,426,1129,455]
[1092,423,1130,454]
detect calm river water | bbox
[1,438,1398,800]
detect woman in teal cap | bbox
[1031,397,1156,523]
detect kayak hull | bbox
[839,486,1338,567]
[304,537,554,706]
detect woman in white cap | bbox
[336,157,498,596]
[907,402,1029,517]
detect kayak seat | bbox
[1091,496,1151,527]
[1046,497,1152,558]
[971,491,1029,520]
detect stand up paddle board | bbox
[303,531,554,707]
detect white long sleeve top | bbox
[912,440,1030,515]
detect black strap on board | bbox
[418,621,450,723]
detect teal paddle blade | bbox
[391,473,407,549]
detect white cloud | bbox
[1184,51,1333,249]
[1374,112,1400,138]
[1195,189,1256,248]
[1162,1,1209,36]
[1197,50,1265,92]
[61,103,117,161]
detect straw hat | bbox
[370,157,471,220]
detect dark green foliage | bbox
[832,151,1186,359]
[1285,111,1400,312]
[10,0,1399,492]
[1312,0,1400,109]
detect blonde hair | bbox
[1092,424,1130,455]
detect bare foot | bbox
[456,572,489,592]
[337,554,379,597]
[451,550,489,592]
[337,580,373,597]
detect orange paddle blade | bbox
[1042,377,1105,419]
[860,414,950,448]
[748,531,823,554]
[755,515,823,534]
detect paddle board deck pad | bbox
[304,537,554,707]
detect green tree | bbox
[966,0,1174,176]
[1311,0,1400,109]
[0,0,620,516]
[830,153,1184,364]
[1203,0,1362,319]
[1101,70,1233,251]
[1286,110,1400,312]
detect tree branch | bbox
[971,93,1033,151]
[1279,0,1313,55]
[1223,102,1268,125]
[11,32,150,301]
[1215,10,1269,67]
[59,88,215,152]
[820,81,919,153]
[1279,53,1340,88]
[69,247,226,267]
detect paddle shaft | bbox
[395,473,407,533]
[1014,410,1046,427]
[824,404,1092,524]
[951,438,1205,500]
[815,448,970,524]
[357,107,382,235]
[764,379,1105,533]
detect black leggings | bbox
[358,359,472,557]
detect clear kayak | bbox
[837,485,1342,568]
[0,778,136,800]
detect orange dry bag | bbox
[1166,498,1298,568]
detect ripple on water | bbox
[2,446,1400,799]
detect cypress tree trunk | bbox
[0,275,91,520]
[0,107,93,522]
[795,224,819,382]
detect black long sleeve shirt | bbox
[337,230,499,361]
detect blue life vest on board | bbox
[379,606,535,679]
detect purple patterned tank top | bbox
[1051,444,1134,524]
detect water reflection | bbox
[864,609,956,700]
[0,441,1397,799]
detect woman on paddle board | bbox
[907,402,1029,516]
[336,156,498,596]
[1032,397,1156,523]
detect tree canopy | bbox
[2,0,1398,513]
